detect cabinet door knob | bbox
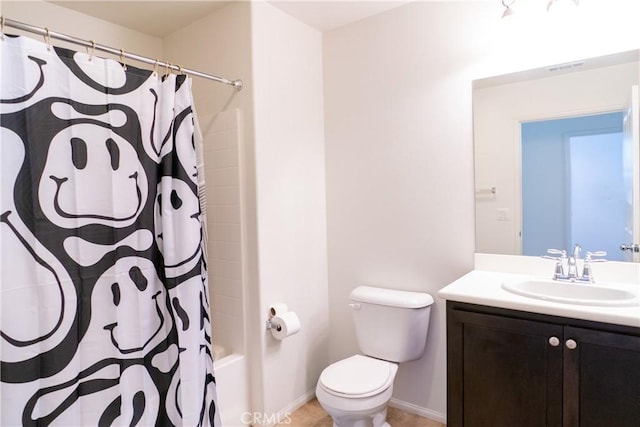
[548,336,560,347]
[565,339,577,350]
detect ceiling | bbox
[47,1,413,36]
[268,1,413,33]
[49,1,231,37]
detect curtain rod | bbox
[1,16,244,91]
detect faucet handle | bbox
[543,249,567,280]
[543,249,567,259]
[585,251,607,261]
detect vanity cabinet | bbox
[446,301,640,427]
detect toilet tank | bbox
[350,286,434,363]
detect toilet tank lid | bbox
[350,286,434,308]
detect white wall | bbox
[323,0,640,421]
[162,2,251,119]
[251,1,329,419]
[323,3,477,420]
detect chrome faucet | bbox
[543,245,607,283]
[566,244,581,280]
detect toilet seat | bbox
[318,355,396,398]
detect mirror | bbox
[474,50,640,262]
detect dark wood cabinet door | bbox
[563,326,640,427]
[448,308,564,427]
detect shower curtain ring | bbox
[87,40,96,61]
[1,16,5,40]
[177,65,183,75]
[165,62,172,76]
[44,27,52,51]
[153,59,159,76]
[119,49,127,70]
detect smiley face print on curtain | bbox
[0,34,219,426]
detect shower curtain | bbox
[0,34,219,426]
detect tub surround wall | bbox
[322,0,640,421]
[200,109,244,357]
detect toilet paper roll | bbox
[269,303,289,318]
[270,312,301,340]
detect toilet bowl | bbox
[316,355,398,427]
[315,286,434,427]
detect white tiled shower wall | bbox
[200,109,244,358]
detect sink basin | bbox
[501,280,639,307]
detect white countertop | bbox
[437,254,640,328]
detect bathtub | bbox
[214,351,250,426]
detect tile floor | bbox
[276,398,446,427]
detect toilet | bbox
[316,286,434,427]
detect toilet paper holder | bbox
[265,319,282,332]
[266,303,288,331]
[266,310,302,339]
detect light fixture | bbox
[501,0,579,18]
[502,0,516,18]
[547,0,579,12]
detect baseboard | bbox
[247,389,316,427]
[264,392,447,426]
[389,398,447,424]
[278,388,316,416]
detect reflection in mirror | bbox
[521,112,626,260]
[474,50,640,262]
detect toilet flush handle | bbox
[348,303,361,310]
